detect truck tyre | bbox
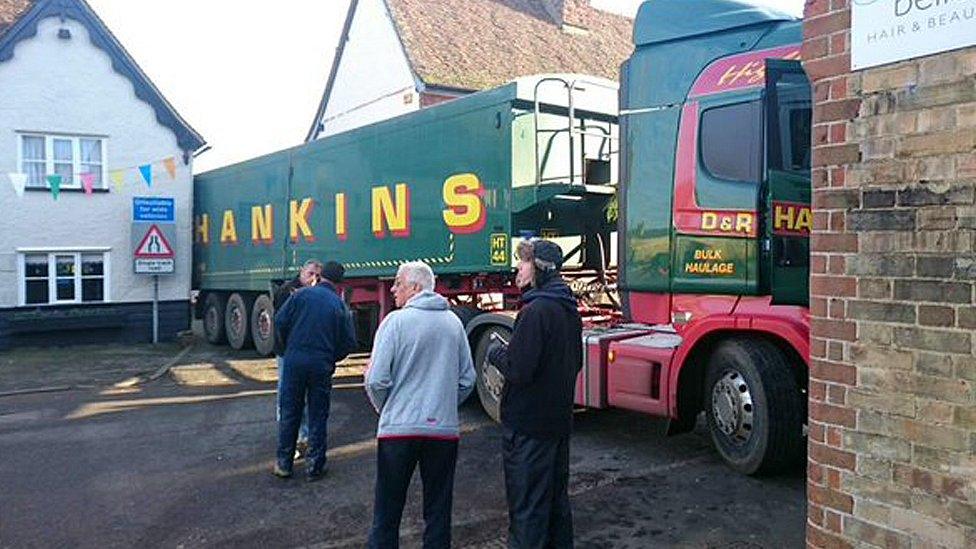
[473,326,510,423]
[704,337,804,476]
[225,293,255,350]
[203,293,227,345]
[451,305,484,328]
[250,294,275,356]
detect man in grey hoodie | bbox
[365,261,476,549]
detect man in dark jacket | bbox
[272,259,323,454]
[488,238,582,548]
[273,264,357,481]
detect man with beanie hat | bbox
[488,238,583,548]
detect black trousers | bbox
[368,438,459,549]
[503,427,573,549]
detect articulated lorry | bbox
[194,0,812,475]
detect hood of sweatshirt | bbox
[404,290,450,311]
[522,277,577,310]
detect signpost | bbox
[132,197,176,343]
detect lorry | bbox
[193,0,811,475]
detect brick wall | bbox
[803,1,976,547]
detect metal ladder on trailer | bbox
[532,77,619,186]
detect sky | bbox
[86,0,805,173]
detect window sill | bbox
[25,187,110,194]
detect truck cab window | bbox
[699,100,762,183]
[766,71,811,174]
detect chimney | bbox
[540,0,590,31]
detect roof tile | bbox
[385,0,633,90]
[0,0,34,39]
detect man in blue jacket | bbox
[365,261,476,548]
[274,264,357,481]
[488,238,582,548]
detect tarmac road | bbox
[0,366,804,548]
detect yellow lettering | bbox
[289,198,315,243]
[335,193,347,241]
[195,214,210,245]
[251,204,273,244]
[442,173,486,234]
[735,213,754,234]
[702,212,718,230]
[774,205,795,230]
[795,207,813,233]
[220,210,238,245]
[372,183,411,238]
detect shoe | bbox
[305,463,328,483]
[295,439,309,461]
[272,463,293,479]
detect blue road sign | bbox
[133,197,175,223]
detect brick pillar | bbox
[804,1,976,548]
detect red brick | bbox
[808,522,854,549]
[811,297,828,317]
[805,0,830,18]
[810,421,827,443]
[827,383,847,405]
[816,99,861,123]
[809,481,855,512]
[825,509,842,532]
[830,123,846,143]
[810,441,857,471]
[812,318,856,341]
[804,11,850,42]
[810,379,827,401]
[828,299,846,319]
[814,124,830,146]
[809,461,826,484]
[811,253,828,274]
[815,81,831,103]
[829,32,847,56]
[809,502,826,525]
[811,337,828,360]
[805,54,852,83]
[827,426,844,449]
[810,274,857,297]
[830,167,846,187]
[812,402,856,428]
[829,77,849,101]
[828,251,846,271]
[804,36,829,60]
[811,359,857,385]
[812,233,858,253]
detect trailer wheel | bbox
[203,293,227,345]
[225,293,255,350]
[250,294,275,356]
[451,305,483,328]
[474,326,510,422]
[704,337,805,476]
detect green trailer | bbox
[193,74,620,358]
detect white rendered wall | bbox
[0,17,194,308]
[316,0,419,138]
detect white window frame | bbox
[16,133,109,189]
[16,248,112,306]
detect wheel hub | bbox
[480,357,504,401]
[258,309,272,339]
[711,370,754,445]
[231,305,244,333]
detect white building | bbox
[306,0,633,140]
[0,0,205,350]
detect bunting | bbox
[7,173,27,198]
[5,154,184,200]
[81,173,95,195]
[46,174,62,200]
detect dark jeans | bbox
[368,438,459,549]
[502,427,573,549]
[276,356,308,442]
[277,359,333,473]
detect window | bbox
[19,252,110,305]
[18,134,106,188]
[699,101,762,183]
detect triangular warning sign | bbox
[135,224,175,258]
